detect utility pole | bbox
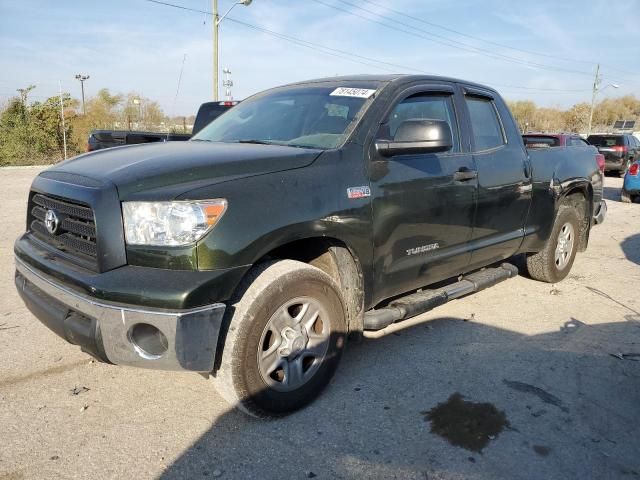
[58,81,68,160]
[75,74,90,115]
[212,0,253,101]
[587,64,600,138]
[586,65,620,137]
[213,0,219,101]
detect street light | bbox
[587,63,620,136]
[133,97,142,124]
[74,74,90,115]
[212,0,253,101]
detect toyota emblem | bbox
[44,209,59,235]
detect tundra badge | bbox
[406,243,440,256]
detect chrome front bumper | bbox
[15,257,226,372]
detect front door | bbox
[369,85,477,304]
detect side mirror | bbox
[375,119,453,157]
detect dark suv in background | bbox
[587,134,640,176]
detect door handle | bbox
[453,169,478,182]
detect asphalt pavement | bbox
[1,166,639,480]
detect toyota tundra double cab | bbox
[15,75,606,417]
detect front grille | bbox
[28,193,98,269]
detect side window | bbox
[465,96,506,151]
[384,93,460,152]
[571,137,588,147]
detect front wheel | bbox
[525,204,581,283]
[211,260,347,417]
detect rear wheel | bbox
[211,260,347,417]
[525,204,581,283]
[621,189,632,203]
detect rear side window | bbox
[465,96,505,151]
[384,93,460,152]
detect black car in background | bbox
[587,134,640,176]
[192,101,238,135]
[87,101,238,152]
[87,130,191,152]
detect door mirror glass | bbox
[376,119,453,157]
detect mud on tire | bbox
[525,202,583,283]
[210,260,347,418]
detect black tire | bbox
[211,260,347,418]
[621,189,632,203]
[525,204,582,283]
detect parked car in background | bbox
[522,133,605,174]
[586,134,639,176]
[523,133,588,148]
[87,130,191,152]
[622,159,640,203]
[192,100,238,135]
[87,101,238,152]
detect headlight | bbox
[122,199,227,246]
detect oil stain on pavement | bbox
[422,393,509,452]
[502,379,569,413]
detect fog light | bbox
[128,323,168,359]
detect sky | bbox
[0,0,638,116]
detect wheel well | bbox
[255,237,365,338]
[561,187,591,252]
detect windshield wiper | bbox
[237,139,278,145]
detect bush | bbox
[0,90,77,166]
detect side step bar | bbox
[363,263,518,331]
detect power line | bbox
[144,0,423,73]
[357,0,635,78]
[312,0,596,78]
[227,15,590,93]
[142,0,590,94]
[353,0,636,81]
[357,0,582,66]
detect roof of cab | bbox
[280,74,499,94]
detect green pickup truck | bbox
[14,75,606,417]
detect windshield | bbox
[192,85,376,149]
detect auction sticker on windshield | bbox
[330,87,376,98]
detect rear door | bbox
[461,87,533,269]
[369,83,477,302]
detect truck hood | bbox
[52,141,322,199]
